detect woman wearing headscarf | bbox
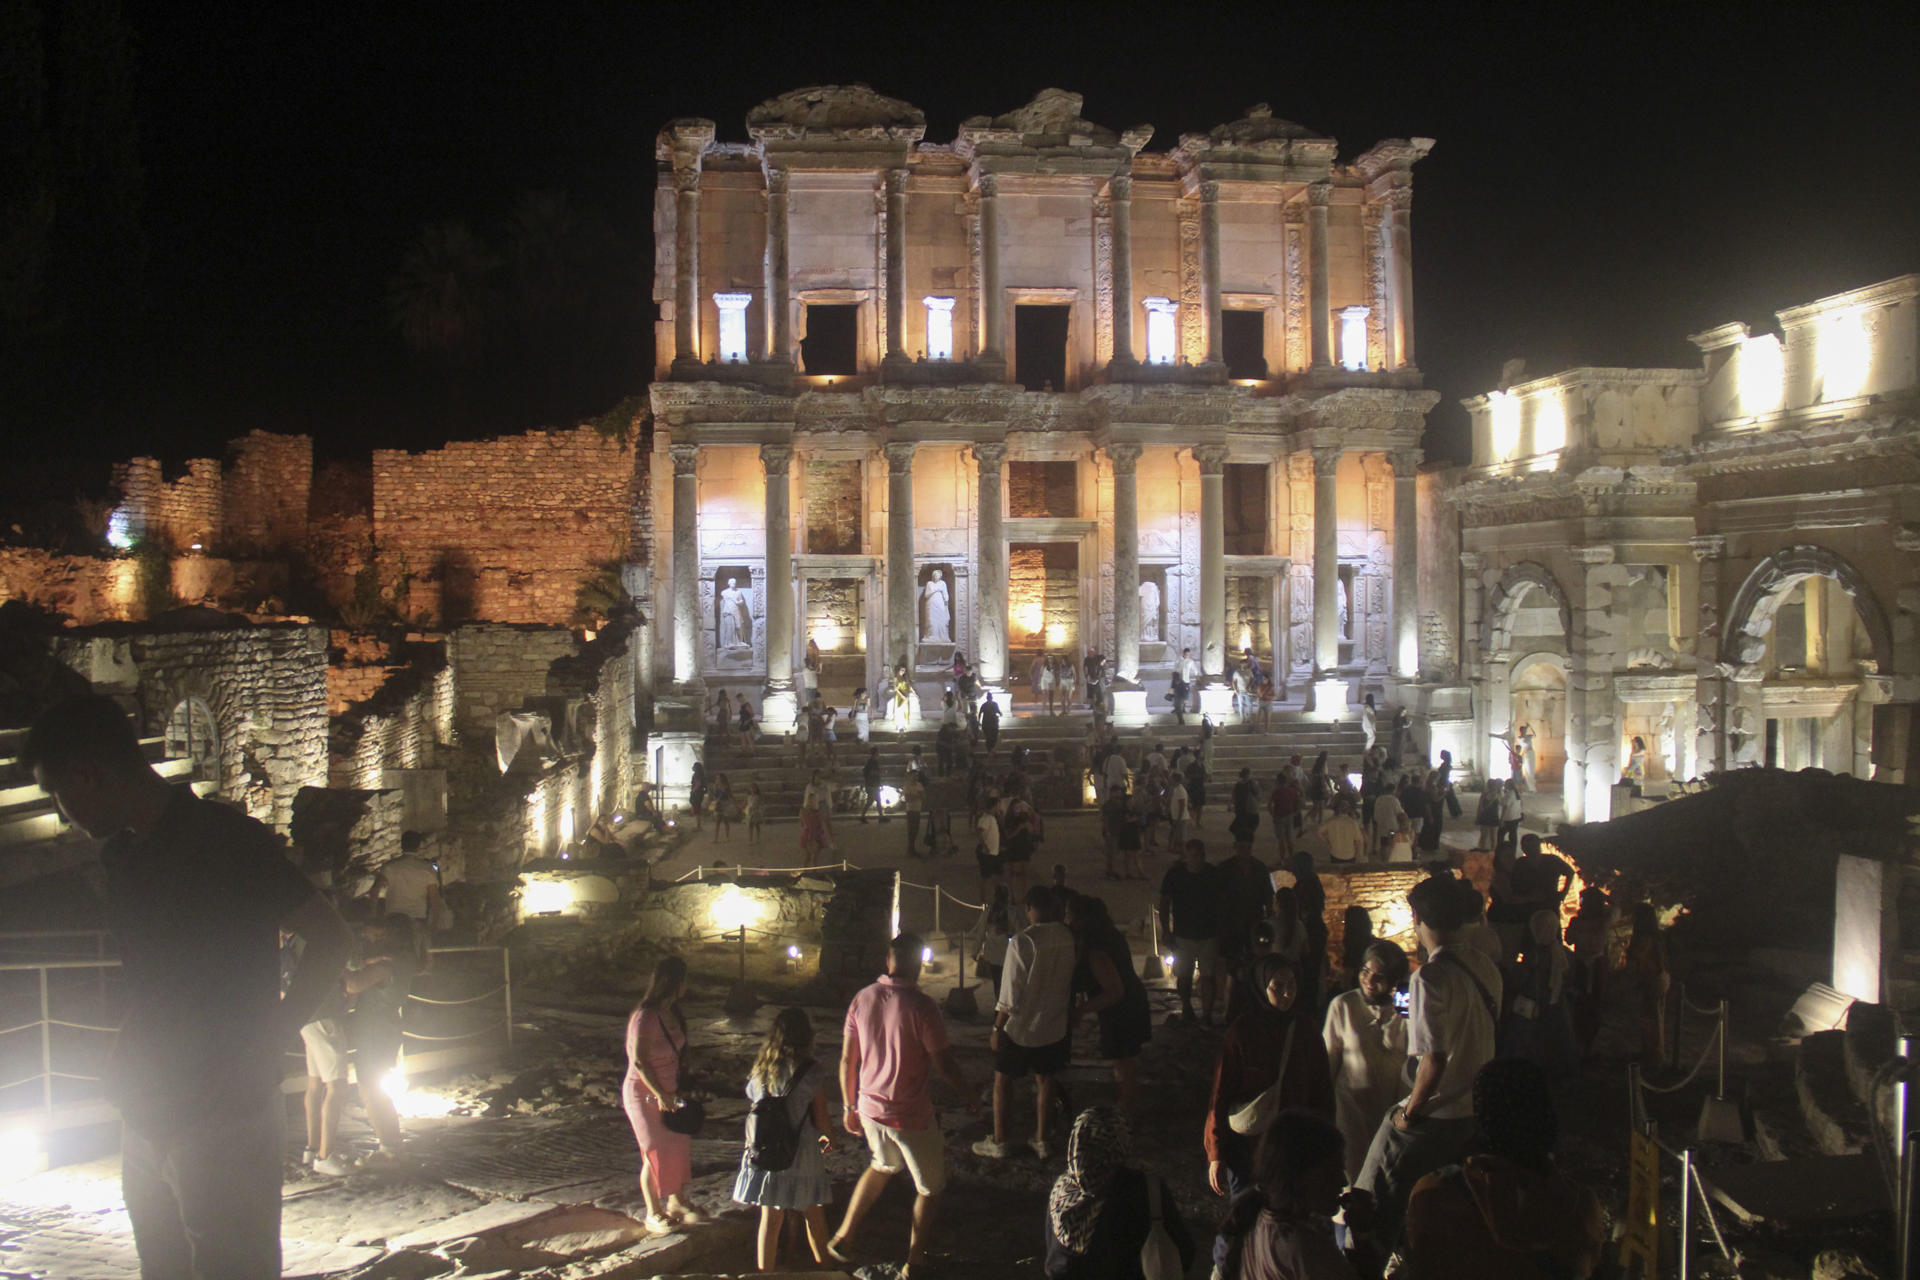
[1402,1059,1605,1279]
[1044,1107,1195,1279]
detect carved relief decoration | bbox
[872,184,887,356]
[1363,203,1389,372]
[1722,544,1893,674]
[1177,197,1204,364]
[1283,206,1307,372]
[965,192,983,356]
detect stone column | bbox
[884,169,908,361]
[1460,551,1488,772]
[1194,445,1229,679]
[1690,535,1728,776]
[1567,545,1621,824]
[975,443,1009,689]
[1307,182,1333,369]
[1310,446,1346,712]
[1109,176,1136,367]
[1391,450,1421,678]
[669,443,700,685]
[1200,180,1224,366]
[761,444,797,726]
[1388,187,1415,368]
[763,168,790,362]
[884,443,917,671]
[978,174,1004,362]
[1110,443,1142,681]
[672,168,701,369]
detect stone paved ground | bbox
[0,791,1593,1279]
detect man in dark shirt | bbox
[27,694,351,1280]
[1158,839,1226,1025]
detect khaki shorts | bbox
[1174,935,1221,981]
[300,1018,350,1082]
[861,1116,947,1196]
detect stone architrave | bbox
[884,443,917,667]
[1194,445,1229,678]
[921,567,952,644]
[670,443,700,684]
[1390,450,1421,678]
[1307,183,1333,369]
[1109,443,1143,680]
[975,443,1009,687]
[761,444,795,719]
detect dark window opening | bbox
[1015,305,1070,392]
[1009,461,1079,518]
[1223,311,1268,380]
[1223,463,1268,555]
[801,304,859,375]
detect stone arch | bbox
[163,695,221,784]
[1485,561,1572,656]
[140,674,245,803]
[1722,544,1892,674]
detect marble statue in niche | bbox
[1140,579,1161,642]
[719,577,754,652]
[921,568,952,644]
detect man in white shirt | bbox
[1102,746,1131,799]
[1371,787,1407,857]
[975,804,1001,883]
[376,831,442,927]
[1167,777,1191,852]
[973,886,1076,1160]
[1357,873,1502,1251]
[1178,649,1201,713]
[1323,941,1411,1179]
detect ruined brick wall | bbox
[446,624,580,742]
[113,457,223,551]
[371,427,636,625]
[55,622,330,833]
[1009,460,1079,518]
[222,431,313,554]
[0,551,139,623]
[804,459,863,553]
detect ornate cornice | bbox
[1689,535,1727,561]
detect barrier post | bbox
[933,878,943,937]
[1679,1148,1693,1278]
[502,948,515,1048]
[39,967,52,1123]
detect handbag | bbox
[661,1097,705,1136]
[1227,1019,1297,1136]
[1140,1174,1183,1280]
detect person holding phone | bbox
[1322,941,1411,1181]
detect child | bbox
[744,783,763,845]
[732,1007,835,1272]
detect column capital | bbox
[759,443,792,474]
[1572,545,1616,567]
[1192,444,1229,475]
[1689,534,1728,561]
[972,441,1008,470]
[1459,551,1486,573]
[885,167,909,197]
[1310,445,1342,478]
[1307,181,1333,208]
[1198,179,1221,203]
[1109,173,1132,201]
[1107,442,1142,473]
[977,173,1000,199]
[671,166,701,195]
[764,166,788,195]
[669,442,700,474]
[1389,448,1423,477]
[883,441,918,474]
[1384,186,1414,214]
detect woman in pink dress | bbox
[623,956,705,1232]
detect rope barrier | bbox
[48,1071,103,1083]
[400,1028,495,1044]
[1638,1022,1723,1094]
[0,1074,42,1092]
[940,886,985,912]
[0,1021,41,1037]
[1680,995,1723,1018]
[46,1019,116,1033]
[407,987,507,1007]
[672,861,854,882]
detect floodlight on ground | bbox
[520,877,574,916]
[711,885,765,935]
[0,1125,44,1182]
[878,786,901,808]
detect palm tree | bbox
[385,220,497,428]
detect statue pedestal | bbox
[1197,682,1237,722]
[1110,681,1149,726]
[762,683,799,736]
[1309,678,1351,718]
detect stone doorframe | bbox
[1001,516,1100,710]
[794,553,885,699]
[1224,554,1292,697]
[1479,561,1575,814]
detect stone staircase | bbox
[688,711,1370,819]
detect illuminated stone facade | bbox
[1448,274,1920,819]
[647,85,1437,722]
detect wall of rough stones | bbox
[55,621,330,833]
[329,646,455,791]
[803,459,863,554]
[0,550,138,623]
[221,431,313,554]
[447,624,582,742]
[113,457,223,551]
[371,427,636,625]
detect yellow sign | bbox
[1619,1129,1660,1274]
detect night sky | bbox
[13,1,1920,486]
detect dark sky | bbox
[91,2,1920,471]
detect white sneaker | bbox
[1031,1139,1053,1159]
[970,1137,1016,1159]
[311,1155,354,1177]
[299,1148,315,1168]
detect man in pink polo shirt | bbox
[830,933,975,1273]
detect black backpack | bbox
[747,1058,815,1172]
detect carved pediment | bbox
[958,88,1149,155]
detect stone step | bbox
[1793,1029,1873,1156]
